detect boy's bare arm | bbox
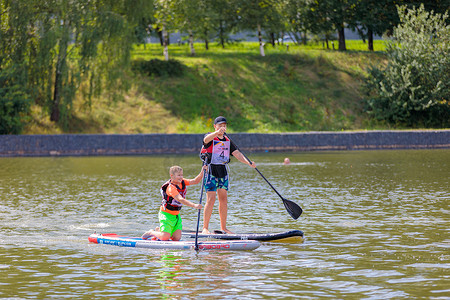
[174,194,202,209]
[188,166,207,185]
[203,127,226,144]
[232,150,256,168]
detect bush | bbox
[0,66,31,134]
[365,5,450,127]
[131,58,185,77]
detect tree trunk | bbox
[368,28,374,51]
[204,29,209,50]
[357,26,366,43]
[189,29,195,56]
[270,32,275,47]
[337,25,346,51]
[158,28,163,46]
[219,20,225,48]
[51,19,69,123]
[162,25,169,61]
[258,24,265,57]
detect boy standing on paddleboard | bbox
[200,116,256,234]
[142,165,206,241]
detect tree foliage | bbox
[365,5,450,127]
[306,0,359,51]
[351,0,400,50]
[2,0,449,132]
[0,0,153,129]
[0,65,31,134]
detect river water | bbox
[0,150,449,299]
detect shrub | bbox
[131,58,185,77]
[365,5,450,127]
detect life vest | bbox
[160,180,186,212]
[200,136,230,165]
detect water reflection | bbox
[156,253,184,295]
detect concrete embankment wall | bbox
[0,130,449,157]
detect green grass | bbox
[24,40,388,134]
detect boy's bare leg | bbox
[171,229,182,241]
[141,225,161,239]
[142,229,171,241]
[217,188,233,234]
[202,191,216,234]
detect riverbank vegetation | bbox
[23,41,388,134]
[1,1,448,134]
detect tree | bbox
[262,1,285,46]
[300,0,336,48]
[0,0,153,128]
[237,0,280,56]
[282,0,311,45]
[365,5,450,127]
[0,65,31,134]
[309,0,358,51]
[210,0,239,48]
[406,0,450,16]
[194,0,217,50]
[174,0,208,55]
[154,0,178,61]
[352,0,401,51]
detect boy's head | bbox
[214,116,227,125]
[169,166,183,176]
[213,116,227,131]
[169,166,183,183]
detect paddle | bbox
[194,160,208,251]
[224,133,303,220]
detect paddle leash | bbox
[224,133,303,220]
[194,160,208,251]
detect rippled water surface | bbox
[1,150,449,299]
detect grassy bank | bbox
[24,41,388,134]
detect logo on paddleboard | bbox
[198,244,231,250]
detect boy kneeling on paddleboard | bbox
[142,165,206,241]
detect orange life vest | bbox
[160,180,186,213]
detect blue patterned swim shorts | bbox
[205,173,229,192]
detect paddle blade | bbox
[282,198,303,220]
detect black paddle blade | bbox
[282,198,303,220]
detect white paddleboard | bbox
[88,233,260,251]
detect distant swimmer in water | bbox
[283,158,291,165]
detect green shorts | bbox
[159,210,182,234]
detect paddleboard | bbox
[182,230,304,242]
[88,233,260,251]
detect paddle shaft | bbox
[254,167,284,199]
[224,133,302,219]
[194,161,207,251]
[225,133,281,197]
[229,140,284,198]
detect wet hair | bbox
[169,166,183,175]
